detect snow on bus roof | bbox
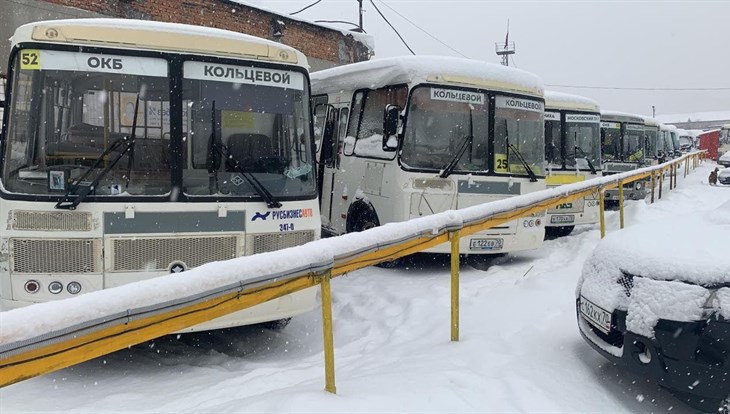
[12,19,308,65]
[600,110,645,124]
[311,55,544,98]
[544,91,599,113]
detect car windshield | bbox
[3,49,171,196]
[493,95,544,176]
[181,61,315,198]
[565,113,600,170]
[400,86,489,172]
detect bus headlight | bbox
[24,280,40,294]
[67,282,82,295]
[48,281,63,294]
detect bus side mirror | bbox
[382,104,400,151]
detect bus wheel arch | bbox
[346,199,380,233]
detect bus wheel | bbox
[259,318,292,330]
[346,201,401,268]
[545,225,575,239]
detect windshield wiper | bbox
[440,109,473,178]
[574,144,597,175]
[208,105,282,208]
[55,96,140,210]
[504,120,538,182]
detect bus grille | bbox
[247,230,315,255]
[11,210,92,231]
[111,236,239,272]
[11,238,101,273]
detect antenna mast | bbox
[495,19,515,66]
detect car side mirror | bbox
[382,104,400,151]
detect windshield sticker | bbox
[27,50,167,76]
[566,114,600,123]
[184,61,304,90]
[544,112,560,121]
[601,122,621,129]
[495,153,508,172]
[625,124,644,131]
[495,96,543,112]
[430,88,485,105]
[19,50,41,70]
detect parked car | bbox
[576,202,730,413]
[719,150,730,167]
[719,168,730,185]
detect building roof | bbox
[655,110,730,124]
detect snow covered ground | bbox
[1,162,726,413]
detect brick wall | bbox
[39,0,371,68]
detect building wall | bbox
[0,0,371,73]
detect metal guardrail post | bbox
[669,164,674,190]
[684,158,688,178]
[599,188,606,239]
[320,271,336,394]
[450,230,460,342]
[658,169,663,199]
[617,180,625,229]
[650,173,655,204]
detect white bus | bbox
[311,56,546,260]
[543,91,601,238]
[641,116,662,162]
[0,19,320,331]
[600,111,650,202]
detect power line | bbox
[545,84,730,91]
[290,0,323,16]
[368,0,416,55]
[376,0,468,58]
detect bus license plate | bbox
[579,296,612,334]
[469,238,503,251]
[550,214,575,224]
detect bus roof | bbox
[11,19,307,67]
[600,110,645,125]
[311,55,544,98]
[544,91,599,113]
[639,115,659,127]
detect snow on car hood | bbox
[577,200,730,337]
[719,168,730,178]
[587,200,730,286]
[720,151,730,162]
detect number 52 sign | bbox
[20,50,41,70]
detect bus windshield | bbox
[400,86,489,172]
[645,128,658,159]
[493,96,544,176]
[601,125,621,161]
[565,115,600,170]
[623,124,644,162]
[181,61,315,198]
[3,50,171,196]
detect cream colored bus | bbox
[311,56,546,261]
[0,19,320,331]
[543,91,601,237]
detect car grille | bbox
[617,272,634,297]
[588,322,624,347]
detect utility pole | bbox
[652,105,656,118]
[495,19,515,66]
[358,0,364,33]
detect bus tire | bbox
[259,317,292,330]
[345,201,401,268]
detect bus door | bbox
[317,103,349,233]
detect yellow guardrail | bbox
[0,151,707,393]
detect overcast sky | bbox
[248,0,729,117]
